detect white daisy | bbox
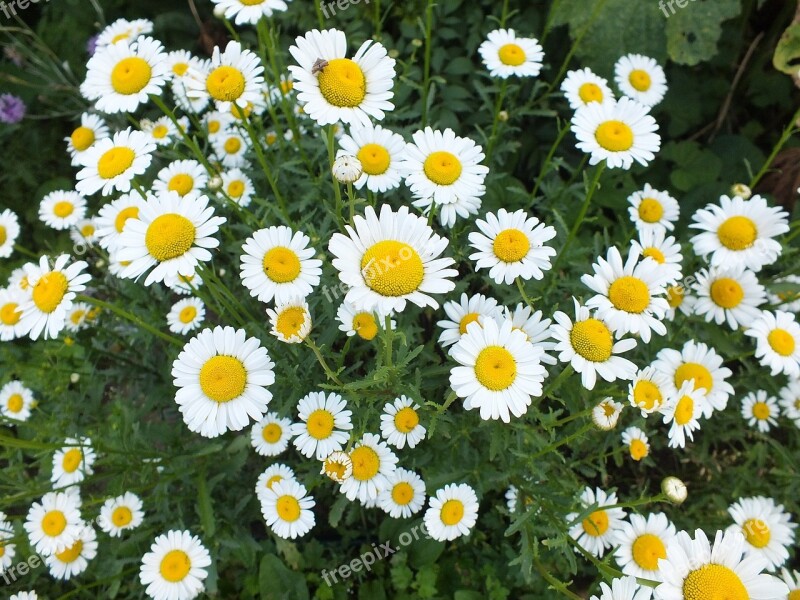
[250,412,293,456]
[567,487,627,558]
[592,397,624,431]
[0,287,29,342]
[94,191,148,251]
[212,130,251,168]
[378,468,426,519]
[741,390,779,433]
[139,530,211,600]
[64,301,92,333]
[163,270,204,295]
[76,128,155,196]
[744,310,800,378]
[728,496,796,571]
[613,512,676,581]
[260,479,315,540]
[97,492,145,537]
[51,437,96,489]
[152,160,209,198]
[661,381,705,449]
[436,292,503,349]
[140,116,179,146]
[337,121,406,192]
[614,54,667,107]
[582,246,669,342]
[450,317,546,422]
[95,18,153,48]
[780,568,800,598]
[65,113,110,166]
[424,483,479,542]
[290,391,352,460]
[590,575,652,600]
[690,194,790,272]
[39,191,87,230]
[561,67,615,110]
[0,208,19,258]
[778,380,800,429]
[266,297,312,343]
[630,227,683,285]
[627,183,680,233]
[620,426,650,461]
[9,593,38,600]
[185,41,265,112]
[212,0,289,24]
[550,298,638,390]
[478,28,543,79]
[166,297,205,335]
[469,208,557,284]
[336,301,393,341]
[0,379,35,421]
[69,219,99,247]
[0,516,16,576]
[340,432,398,503]
[24,491,83,556]
[571,96,660,169]
[380,395,426,449]
[328,204,457,314]
[288,28,396,127]
[768,275,800,312]
[45,523,97,580]
[664,283,696,321]
[202,110,235,139]
[628,366,670,416]
[692,265,766,330]
[321,450,352,483]
[504,303,557,365]
[171,326,275,438]
[219,168,255,207]
[255,464,296,500]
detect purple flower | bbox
[86,34,99,57]
[0,94,25,124]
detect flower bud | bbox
[661,476,687,504]
[730,183,752,200]
[332,155,362,183]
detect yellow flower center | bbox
[0,544,4,557]
[178,305,197,324]
[767,328,795,356]
[578,83,603,103]
[144,214,196,261]
[0,302,21,326]
[62,448,82,473]
[710,277,744,309]
[493,228,531,263]
[266,475,283,489]
[317,58,366,108]
[111,57,152,95]
[629,438,649,461]
[474,346,517,391]
[717,216,757,251]
[628,69,652,92]
[325,458,348,481]
[683,564,748,600]
[608,275,650,313]
[743,518,770,548]
[643,247,665,263]
[199,355,247,403]
[208,120,221,134]
[262,246,301,283]
[0,225,4,245]
[167,174,194,197]
[751,401,771,421]
[582,510,609,537]
[227,180,245,198]
[70,126,95,151]
[394,406,419,433]
[631,533,665,570]
[224,137,242,154]
[6,393,23,413]
[638,198,664,223]
[790,591,800,600]
[97,146,135,179]
[674,363,712,392]
[350,445,380,481]
[498,43,526,66]
[80,224,95,238]
[55,539,83,563]
[275,306,307,339]
[391,482,414,505]
[423,150,463,185]
[276,495,301,522]
[32,271,69,314]
[306,409,335,440]
[440,499,465,526]
[206,66,246,102]
[633,380,662,411]
[151,124,169,139]
[114,206,139,233]
[357,143,391,175]
[353,312,378,340]
[674,394,695,426]
[41,510,67,537]
[112,506,133,527]
[666,285,684,308]
[172,62,189,76]
[361,240,424,297]
[595,120,634,152]
[160,549,191,583]
[459,312,480,335]
[53,201,75,218]
[279,79,293,94]
[111,32,130,44]
[570,318,613,362]
[262,423,282,443]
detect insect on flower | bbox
[311,58,329,76]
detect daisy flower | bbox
[567,487,627,558]
[97,492,145,537]
[424,483,479,542]
[664,283,696,320]
[45,524,97,580]
[256,464,296,499]
[590,575,652,600]
[561,67,615,109]
[613,513,676,581]
[378,468,426,519]
[728,496,796,571]
[203,110,235,138]
[503,303,557,365]
[321,450,352,483]
[661,381,705,448]
[152,160,209,198]
[336,301,393,341]
[212,0,289,24]
[24,491,83,556]
[250,412,293,456]
[0,516,16,575]
[0,379,35,420]
[331,154,362,183]
[592,397,624,431]
[0,287,29,342]
[620,427,650,461]
[165,49,197,80]
[116,191,226,286]
[778,380,800,429]
[768,275,800,312]
[571,96,660,169]
[39,191,87,230]
[741,390,779,433]
[402,127,489,228]
[166,297,205,335]
[690,194,790,272]
[219,168,255,207]
[240,226,322,305]
[450,317,546,422]
[94,191,148,251]
[81,36,168,113]
[266,297,312,343]
[328,204,457,314]
[551,298,638,390]
[139,530,211,600]
[780,568,800,598]
[0,209,18,258]
[64,301,92,332]
[655,529,788,599]
[380,395,426,449]
[478,28,544,79]
[628,366,670,416]
[185,41,264,112]
[95,18,153,48]
[69,219,99,247]
[436,292,503,349]
[65,113,110,166]
[340,433,398,503]
[468,208,557,284]
[337,121,406,192]
[744,310,800,377]
[18,255,91,341]
[10,593,38,600]
[290,391,352,460]
[614,54,667,107]
[76,128,155,196]
[164,270,204,295]
[212,130,251,168]
[140,116,178,146]
[582,246,669,342]
[627,183,679,233]
[171,326,275,438]
[692,265,766,330]
[260,479,315,540]
[288,28,396,127]
[630,227,683,285]
[51,437,96,488]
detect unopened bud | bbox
[662,476,687,504]
[332,155,362,183]
[730,183,752,200]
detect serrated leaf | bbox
[666,0,741,65]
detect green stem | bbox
[533,559,582,600]
[327,125,345,228]
[420,0,435,126]
[76,295,183,347]
[749,105,800,188]
[530,421,591,460]
[516,276,535,310]
[531,119,570,200]
[346,181,356,225]
[542,364,573,399]
[486,79,508,163]
[499,0,510,26]
[12,244,38,258]
[305,338,345,386]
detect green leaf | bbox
[195,473,216,539]
[774,22,800,75]
[259,554,309,600]
[665,0,741,65]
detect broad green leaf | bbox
[774,22,800,75]
[259,554,309,600]
[666,0,741,65]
